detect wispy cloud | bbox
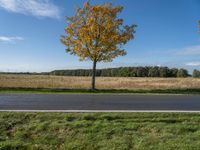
[177,45,200,55]
[185,62,200,67]
[0,36,23,43]
[0,0,60,18]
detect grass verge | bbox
[0,112,200,149]
[0,87,200,94]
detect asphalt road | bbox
[0,94,200,111]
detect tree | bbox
[148,67,159,77]
[193,69,200,78]
[61,2,136,90]
[136,67,148,77]
[177,69,188,77]
[170,68,178,77]
[159,67,169,77]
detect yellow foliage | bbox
[61,1,136,62]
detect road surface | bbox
[0,94,200,111]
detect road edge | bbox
[1,110,200,113]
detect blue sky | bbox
[0,0,200,72]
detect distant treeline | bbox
[50,67,190,78]
[1,67,200,78]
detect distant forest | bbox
[1,66,200,78]
[50,67,190,77]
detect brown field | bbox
[0,74,200,90]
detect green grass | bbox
[0,112,200,150]
[1,87,200,94]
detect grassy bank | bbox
[0,112,200,149]
[1,87,200,94]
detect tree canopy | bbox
[61,2,136,62]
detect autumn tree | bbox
[61,2,136,90]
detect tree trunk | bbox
[91,60,97,91]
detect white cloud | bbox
[0,36,23,43]
[185,62,200,67]
[177,45,200,55]
[0,0,60,18]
